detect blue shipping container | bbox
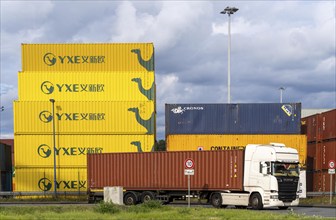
[165,103,301,135]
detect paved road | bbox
[260,207,336,218]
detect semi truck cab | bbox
[220,143,300,209]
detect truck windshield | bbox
[272,162,299,177]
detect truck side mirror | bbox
[260,162,268,175]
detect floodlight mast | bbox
[220,7,239,104]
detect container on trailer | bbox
[87,150,244,191]
[166,134,307,167]
[14,134,155,166]
[166,103,301,135]
[18,71,155,101]
[14,101,155,135]
[21,43,154,72]
[13,167,86,192]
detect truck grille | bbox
[277,177,299,202]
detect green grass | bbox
[0,201,330,220]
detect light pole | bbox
[221,6,238,104]
[279,87,285,103]
[49,99,57,198]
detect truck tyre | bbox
[250,193,263,210]
[140,191,156,203]
[210,193,223,208]
[278,206,289,210]
[124,192,138,205]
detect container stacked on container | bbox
[14,43,156,194]
[165,103,307,166]
[301,109,335,192]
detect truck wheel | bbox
[278,206,289,210]
[250,193,263,210]
[210,193,223,208]
[141,191,156,203]
[124,192,137,205]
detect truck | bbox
[87,143,300,210]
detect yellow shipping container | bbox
[13,167,87,192]
[21,43,154,72]
[14,101,155,135]
[14,134,155,166]
[18,71,155,101]
[167,134,307,167]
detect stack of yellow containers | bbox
[14,43,156,194]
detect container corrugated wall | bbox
[14,167,86,192]
[18,71,155,101]
[15,43,156,194]
[22,43,154,72]
[166,103,301,135]
[87,150,244,191]
[166,134,307,167]
[14,101,155,134]
[301,109,336,143]
[14,134,154,166]
[314,140,336,170]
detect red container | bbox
[301,114,319,142]
[301,109,336,142]
[307,142,317,171]
[87,150,244,191]
[316,140,336,170]
[306,171,313,192]
[320,109,336,141]
[313,171,335,192]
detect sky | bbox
[0,1,335,140]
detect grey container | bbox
[165,103,301,135]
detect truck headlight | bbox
[270,195,278,199]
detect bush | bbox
[94,201,121,214]
[140,200,163,209]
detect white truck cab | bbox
[221,143,300,210]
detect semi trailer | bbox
[87,143,300,209]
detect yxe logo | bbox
[38,146,103,158]
[281,105,293,117]
[43,53,57,66]
[41,81,55,94]
[171,106,204,114]
[38,178,86,191]
[39,111,106,123]
[43,52,105,66]
[38,177,53,191]
[39,111,53,123]
[38,144,52,158]
[40,82,105,94]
